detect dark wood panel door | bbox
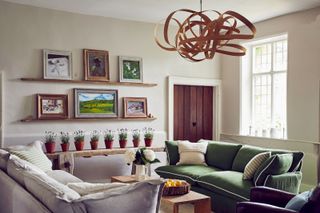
[174,85,214,142]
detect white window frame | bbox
[240,34,288,138]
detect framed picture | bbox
[43,49,72,80]
[84,49,109,82]
[37,94,69,119]
[74,88,118,118]
[123,97,148,118]
[119,56,143,83]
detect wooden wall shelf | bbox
[20,78,157,87]
[20,116,157,122]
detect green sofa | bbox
[155,141,303,213]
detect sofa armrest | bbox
[236,202,297,213]
[250,186,295,207]
[264,172,302,194]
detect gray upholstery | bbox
[0,149,9,171]
[0,170,51,213]
[46,170,83,185]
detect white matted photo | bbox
[43,49,72,80]
[119,56,143,83]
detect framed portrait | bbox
[74,88,118,118]
[84,49,109,82]
[123,97,147,118]
[119,56,143,83]
[43,49,72,80]
[37,94,69,119]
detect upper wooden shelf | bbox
[20,78,157,87]
[20,116,157,122]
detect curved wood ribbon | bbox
[154,9,256,62]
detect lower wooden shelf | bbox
[20,116,157,122]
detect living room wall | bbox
[0,1,220,180]
[221,7,320,189]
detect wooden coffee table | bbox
[161,190,211,213]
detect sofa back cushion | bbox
[165,141,180,165]
[0,149,10,172]
[232,145,268,172]
[253,153,293,186]
[270,150,304,172]
[204,141,242,170]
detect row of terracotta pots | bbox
[45,138,153,153]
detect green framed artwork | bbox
[119,56,143,83]
[74,88,118,118]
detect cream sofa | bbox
[0,145,164,213]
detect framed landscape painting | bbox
[37,94,69,119]
[119,56,143,83]
[123,97,147,118]
[84,49,109,82]
[43,49,72,80]
[74,88,118,118]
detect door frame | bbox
[168,76,221,141]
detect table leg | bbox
[194,198,211,213]
[58,153,74,174]
[173,204,179,213]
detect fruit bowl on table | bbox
[162,179,190,196]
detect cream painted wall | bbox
[0,1,220,180]
[221,7,320,188]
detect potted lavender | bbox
[104,130,114,149]
[60,132,70,152]
[118,128,128,148]
[44,131,57,153]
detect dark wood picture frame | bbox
[37,94,69,120]
[123,97,148,118]
[84,49,109,82]
[74,88,118,118]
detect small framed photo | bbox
[37,94,69,119]
[43,49,72,80]
[123,97,148,118]
[74,88,118,118]
[119,56,143,83]
[84,49,109,82]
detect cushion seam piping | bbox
[254,156,276,186]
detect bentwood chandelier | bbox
[154,0,256,62]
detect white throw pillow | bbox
[67,182,129,196]
[176,141,208,165]
[243,152,271,180]
[8,141,52,172]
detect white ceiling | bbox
[3,0,320,24]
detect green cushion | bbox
[253,154,293,186]
[165,141,179,165]
[270,150,304,172]
[205,141,242,170]
[197,171,253,200]
[155,165,221,185]
[265,172,302,194]
[232,145,268,172]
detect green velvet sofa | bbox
[155,141,304,213]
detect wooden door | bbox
[174,85,214,142]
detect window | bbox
[241,35,287,138]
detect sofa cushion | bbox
[197,171,253,200]
[232,145,268,172]
[204,140,242,170]
[253,153,293,186]
[155,165,221,185]
[0,149,10,172]
[24,170,83,213]
[165,141,180,165]
[8,141,52,172]
[46,170,83,185]
[177,141,207,165]
[270,150,304,172]
[243,152,271,180]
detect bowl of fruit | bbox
[162,179,190,196]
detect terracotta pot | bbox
[45,142,56,153]
[105,140,113,149]
[119,140,127,148]
[90,140,99,150]
[61,143,69,152]
[74,140,84,151]
[144,138,152,147]
[133,139,140,147]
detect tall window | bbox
[241,35,287,138]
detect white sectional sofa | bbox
[0,142,164,213]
